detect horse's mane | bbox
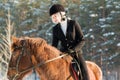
[20,37,62,59]
[12,36,71,64]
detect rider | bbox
[49,4,89,80]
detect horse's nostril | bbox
[7,76,14,80]
[7,75,10,80]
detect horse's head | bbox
[7,36,33,80]
[7,36,66,80]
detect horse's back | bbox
[86,61,102,80]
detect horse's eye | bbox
[12,43,22,52]
[13,46,18,51]
[14,46,22,51]
[15,46,19,49]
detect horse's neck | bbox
[34,44,60,61]
[32,44,73,80]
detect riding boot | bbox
[77,53,90,80]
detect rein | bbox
[9,44,68,80]
[32,53,68,68]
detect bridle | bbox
[8,41,31,80]
[8,40,68,80]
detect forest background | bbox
[0,0,120,80]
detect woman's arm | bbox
[74,21,85,52]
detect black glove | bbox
[67,49,76,56]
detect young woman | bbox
[49,4,89,80]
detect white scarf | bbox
[60,19,67,36]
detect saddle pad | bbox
[70,63,78,80]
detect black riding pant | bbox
[73,53,90,80]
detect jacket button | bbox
[67,44,69,46]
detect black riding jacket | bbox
[52,19,85,52]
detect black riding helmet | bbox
[49,4,65,16]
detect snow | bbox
[33,9,41,16]
[109,53,119,60]
[103,32,115,37]
[115,6,120,9]
[89,29,93,31]
[117,43,120,46]
[0,18,5,22]
[22,29,37,35]
[111,10,116,14]
[92,45,96,48]
[90,35,95,39]
[20,19,33,26]
[100,24,110,28]
[101,40,113,46]
[0,72,8,80]
[113,2,119,5]
[99,18,106,22]
[99,6,104,9]
[84,33,90,37]
[0,72,40,80]
[106,4,113,8]
[23,72,40,80]
[106,17,112,21]
[89,14,98,17]
[13,1,19,4]
[97,49,102,52]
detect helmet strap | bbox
[59,12,66,21]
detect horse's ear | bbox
[11,36,18,43]
[40,38,46,46]
[20,39,26,47]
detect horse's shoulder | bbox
[61,54,72,63]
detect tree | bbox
[0,9,13,80]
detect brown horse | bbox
[7,36,102,80]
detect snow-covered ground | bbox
[0,72,40,80]
[0,71,120,80]
[23,72,40,80]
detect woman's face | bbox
[51,12,62,24]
